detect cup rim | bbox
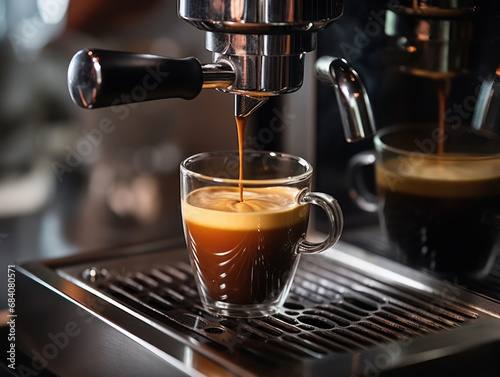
[374,123,500,160]
[180,150,313,185]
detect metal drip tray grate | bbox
[19,241,500,377]
[91,258,482,359]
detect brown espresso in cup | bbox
[377,157,500,276]
[182,186,309,304]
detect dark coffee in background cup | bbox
[377,156,500,277]
[350,123,500,278]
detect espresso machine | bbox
[67,0,375,141]
[14,1,500,376]
[316,0,500,230]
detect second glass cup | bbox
[349,123,500,278]
[180,150,343,317]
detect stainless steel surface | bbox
[188,0,349,119]
[17,240,500,377]
[385,0,475,77]
[67,49,102,109]
[235,95,269,118]
[206,32,317,57]
[316,56,376,142]
[193,0,335,99]
[64,0,373,151]
[472,66,500,139]
[178,0,344,34]
[207,32,312,96]
[201,61,235,89]
[64,0,348,127]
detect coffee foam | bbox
[182,186,308,230]
[377,157,500,197]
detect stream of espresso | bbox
[436,79,451,155]
[235,115,246,202]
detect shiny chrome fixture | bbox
[68,1,376,141]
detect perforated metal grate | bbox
[85,252,488,361]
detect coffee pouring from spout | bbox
[66,1,376,143]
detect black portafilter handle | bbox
[67,49,205,109]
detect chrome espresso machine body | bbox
[67,0,375,141]
[16,1,500,376]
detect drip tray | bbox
[18,240,500,377]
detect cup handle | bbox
[297,191,344,254]
[347,150,378,213]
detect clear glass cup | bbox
[349,123,500,278]
[180,150,343,317]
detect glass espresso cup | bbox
[180,150,343,317]
[350,123,500,278]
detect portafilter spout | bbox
[235,96,269,118]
